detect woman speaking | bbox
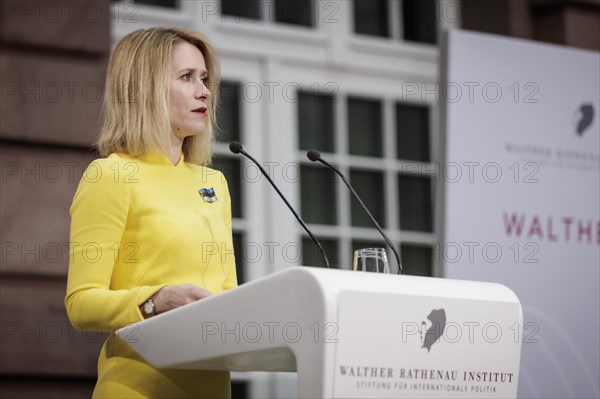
[65,27,238,398]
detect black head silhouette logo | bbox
[574,103,594,136]
[421,309,446,353]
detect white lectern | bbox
[116,267,522,398]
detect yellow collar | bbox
[138,149,185,167]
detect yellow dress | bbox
[65,151,237,398]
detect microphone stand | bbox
[307,150,403,274]
[229,142,331,269]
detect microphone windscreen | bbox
[229,141,243,154]
[306,150,321,162]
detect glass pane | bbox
[398,174,432,232]
[402,0,437,44]
[212,156,242,219]
[275,0,313,27]
[221,0,262,20]
[298,91,335,152]
[396,103,430,162]
[348,97,383,157]
[302,237,339,268]
[349,170,385,228]
[401,243,433,276]
[231,381,249,399]
[136,0,177,8]
[300,165,337,225]
[216,81,241,143]
[353,0,389,37]
[233,233,245,284]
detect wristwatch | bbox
[141,297,156,318]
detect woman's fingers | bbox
[153,284,213,314]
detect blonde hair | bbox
[98,27,220,165]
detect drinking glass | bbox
[353,248,390,273]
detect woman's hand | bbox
[152,284,212,314]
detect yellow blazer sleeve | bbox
[65,159,166,333]
[221,172,238,291]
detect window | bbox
[212,157,242,219]
[298,91,335,153]
[215,80,243,219]
[348,97,383,157]
[132,0,178,8]
[398,174,433,232]
[396,103,430,162]
[353,0,438,45]
[221,0,262,20]
[353,0,388,37]
[299,89,435,276]
[402,0,437,44]
[275,0,314,27]
[217,81,242,144]
[300,165,337,225]
[213,80,247,284]
[221,0,315,27]
[231,381,249,398]
[349,170,385,228]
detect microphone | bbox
[306,150,403,274]
[229,142,330,268]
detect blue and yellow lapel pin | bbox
[199,187,217,203]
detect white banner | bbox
[441,30,600,398]
[333,290,521,398]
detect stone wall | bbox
[0,1,110,397]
